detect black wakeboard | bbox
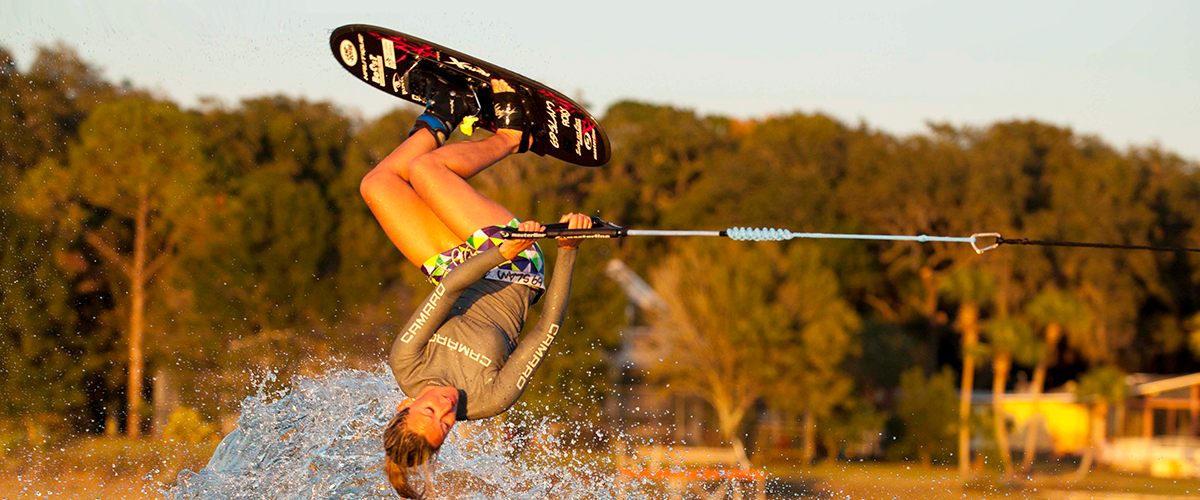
[330,24,609,167]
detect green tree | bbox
[184,165,341,406]
[21,96,214,436]
[981,316,1040,475]
[820,396,885,461]
[1023,289,1091,472]
[201,169,335,335]
[0,209,83,432]
[650,240,858,459]
[835,124,975,338]
[0,47,27,186]
[895,366,958,466]
[648,241,773,454]
[1073,365,1127,479]
[727,113,848,229]
[578,101,734,278]
[768,245,861,464]
[581,102,732,234]
[965,121,1154,362]
[332,108,418,310]
[4,43,115,178]
[939,267,996,476]
[199,96,351,186]
[185,96,361,406]
[1,43,122,435]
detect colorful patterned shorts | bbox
[421,219,546,290]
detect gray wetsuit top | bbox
[389,246,576,421]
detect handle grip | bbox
[538,216,607,233]
[500,216,624,239]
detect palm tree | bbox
[982,317,1041,476]
[939,267,997,477]
[1022,290,1092,473]
[1073,365,1128,479]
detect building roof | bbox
[1129,372,1200,397]
[969,372,1200,403]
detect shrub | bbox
[163,407,217,445]
[891,366,958,465]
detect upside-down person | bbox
[358,76,591,499]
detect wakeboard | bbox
[330,24,609,167]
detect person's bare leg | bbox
[360,128,464,267]
[407,130,524,240]
[365,78,529,260]
[373,129,499,183]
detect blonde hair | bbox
[382,408,441,499]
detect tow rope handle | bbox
[500,220,1200,255]
[499,216,626,239]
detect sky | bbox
[2,0,1198,160]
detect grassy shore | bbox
[2,437,217,500]
[765,461,1200,499]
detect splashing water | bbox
[169,364,624,500]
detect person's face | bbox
[396,385,459,447]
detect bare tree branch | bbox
[84,231,131,278]
[145,228,180,279]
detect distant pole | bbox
[1190,385,1199,436]
[1143,394,1155,438]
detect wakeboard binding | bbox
[407,70,481,146]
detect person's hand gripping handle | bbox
[499,220,544,260]
[556,213,593,249]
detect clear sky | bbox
[2,0,1197,160]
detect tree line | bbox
[3,44,1200,474]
